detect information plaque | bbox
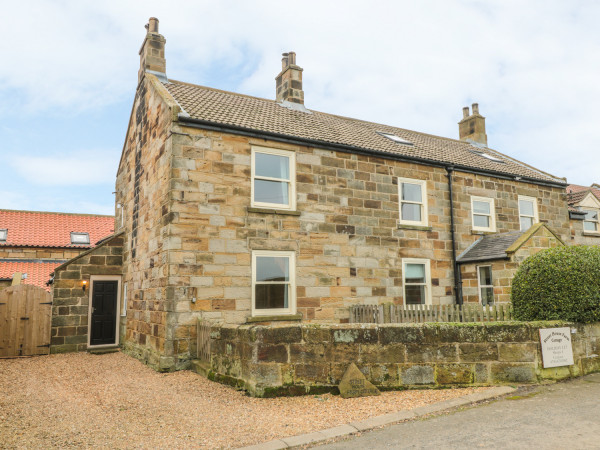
[539,327,574,368]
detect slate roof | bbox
[0,210,114,248]
[566,184,600,206]
[457,231,525,263]
[163,79,565,185]
[0,260,64,291]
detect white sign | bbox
[539,327,574,368]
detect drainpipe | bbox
[446,166,463,306]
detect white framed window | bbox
[251,146,296,210]
[402,258,432,305]
[471,196,496,232]
[71,232,90,245]
[518,196,538,231]
[0,229,6,242]
[582,209,599,232]
[121,283,128,317]
[252,250,296,316]
[477,265,494,306]
[398,178,428,226]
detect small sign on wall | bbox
[539,327,574,368]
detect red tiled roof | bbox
[0,261,63,291]
[566,184,600,206]
[0,210,114,248]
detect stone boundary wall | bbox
[204,321,600,397]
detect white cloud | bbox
[1,0,599,186]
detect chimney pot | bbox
[288,51,296,65]
[148,17,159,33]
[462,107,470,118]
[472,103,479,115]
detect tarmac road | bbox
[317,372,600,449]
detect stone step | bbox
[190,359,211,377]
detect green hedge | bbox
[511,246,600,323]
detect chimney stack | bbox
[458,103,487,146]
[138,17,166,84]
[275,51,304,104]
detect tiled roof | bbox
[566,184,600,206]
[0,260,64,291]
[457,231,525,263]
[0,210,114,248]
[163,79,565,185]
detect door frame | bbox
[87,275,122,349]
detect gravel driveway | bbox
[0,352,489,448]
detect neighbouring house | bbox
[566,184,600,245]
[51,18,580,372]
[0,210,114,291]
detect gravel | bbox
[0,352,491,448]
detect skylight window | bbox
[0,229,6,242]
[470,149,504,163]
[70,232,90,245]
[378,132,413,146]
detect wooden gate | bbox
[0,285,52,357]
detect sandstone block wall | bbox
[204,321,600,397]
[115,75,185,370]
[50,235,124,353]
[569,218,600,246]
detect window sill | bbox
[583,231,600,237]
[398,224,432,231]
[247,207,301,216]
[246,313,303,323]
[471,230,497,235]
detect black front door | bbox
[90,280,118,346]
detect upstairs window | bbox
[477,266,494,306]
[471,196,496,232]
[518,196,538,231]
[398,178,428,226]
[252,250,296,316]
[251,147,295,210]
[583,209,599,232]
[402,258,432,305]
[70,232,90,245]
[0,229,6,242]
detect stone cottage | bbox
[51,18,574,371]
[566,184,600,245]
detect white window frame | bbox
[477,265,494,306]
[398,178,428,226]
[402,258,432,305]
[251,146,296,210]
[252,250,296,316]
[518,195,538,231]
[71,232,90,245]
[0,229,6,242]
[121,283,127,317]
[582,208,600,232]
[471,196,496,232]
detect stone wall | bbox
[50,234,124,353]
[0,246,83,260]
[114,74,182,370]
[569,218,600,246]
[204,321,600,397]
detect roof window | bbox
[0,229,6,242]
[470,149,504,163]
[378,132,413,146]
[70,232,90,245]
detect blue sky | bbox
[2,1,600,215]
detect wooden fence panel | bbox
[349,303,513,324]
[197,320,211,363]
[0,285,52,357]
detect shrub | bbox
[511,246,600,323]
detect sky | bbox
[1,0,599,215]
